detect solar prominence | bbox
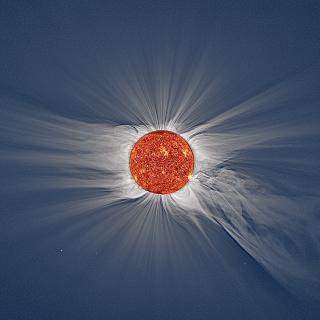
[129,130,194,194]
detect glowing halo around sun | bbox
[129,130,194,194]
[1,54,318,301]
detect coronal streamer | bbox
[1,55,319,302]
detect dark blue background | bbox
[1,1,320,319]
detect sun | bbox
[129,130,194,194]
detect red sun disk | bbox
[129,130,194,194]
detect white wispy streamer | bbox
[1,60,319,300]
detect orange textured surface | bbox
[130,130,194,194]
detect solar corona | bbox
[0,16,317,309]
[129,130,194,194]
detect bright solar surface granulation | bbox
[129,130,194,194]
